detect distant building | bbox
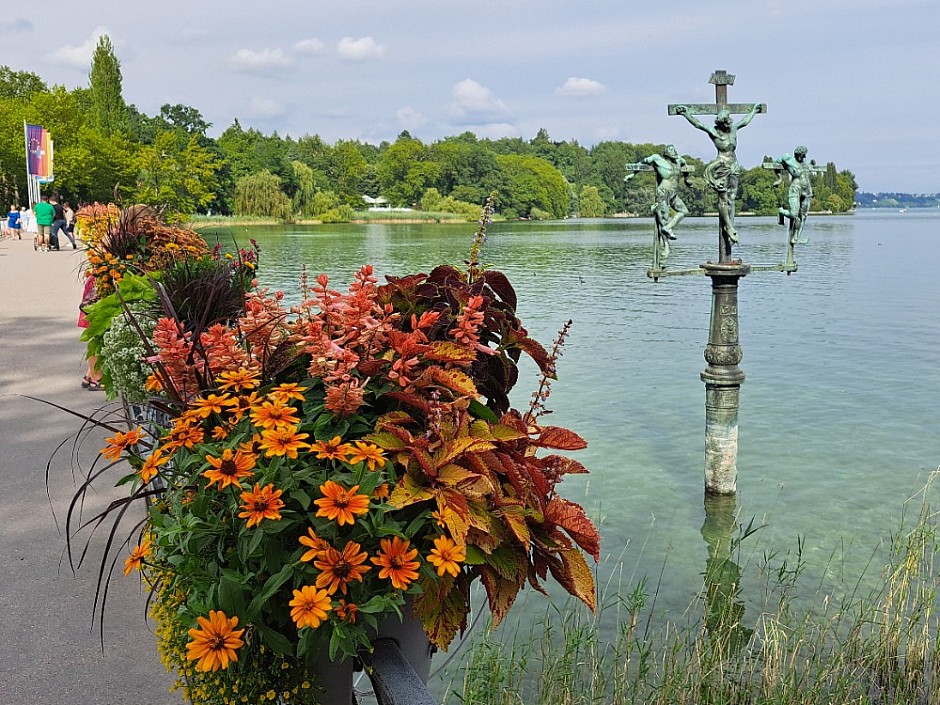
[362,195,389,210]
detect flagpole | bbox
[23,121,34,207]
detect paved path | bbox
[0,238,181,704]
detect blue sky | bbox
[2,0,936,192]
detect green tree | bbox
[494,154,568,219]
[234,170,292,220]
[329,140,369,206]
[578,185,605,217]
[739,167,779,215]
[88,34,128,135]
[290,160,317,216]
[0,66,46,99]
[376,133,440,207]
[133,130,221,215]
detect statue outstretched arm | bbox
[735,103,762,129]
[674,105,711,134]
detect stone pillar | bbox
[700,262,749,495]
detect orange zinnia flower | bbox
[238,483,285,527]
[101,426,147,461]
[289,585,332,629]
[344,441,386,471]
[123,537,151,576]
[314,481,371,526]
[237,432,265,456]
[139,449,169,484]
[162,420,205,451]
[144,373,164,393]
[314,541,371,595]
[259,426,310,458]
[335,600,359,623]
[185,610,245,672]
[216,368,260,392]
[371,536,420,590]
[270,382,308,403]
[203,448,256,489]
[427,535,466,578]
[228,391,262,422]
[299,528,330,563]
[250,399,301,430]
[309,436,348,461]
[190,393,236,419]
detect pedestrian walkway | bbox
[0,238,181,704]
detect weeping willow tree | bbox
[234,170,293,220]
[290,160,316,216]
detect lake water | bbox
[203,210,940,636]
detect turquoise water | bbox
[203,210,940,627]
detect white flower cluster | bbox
[102,308,154,403]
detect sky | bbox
[1,0,937,193]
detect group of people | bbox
[29,195,77,251]
[2,196,78,250]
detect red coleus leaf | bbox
[545,548,596,613]
[480,270,517,311]
[415,575,469,651]
[540,454,589,475]
[544,497,600,561]
[534,426,588,451]
[424,340,478,364]
[388,474,435,509]
[480,561,525,627]
[427,367,478,397]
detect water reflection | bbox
[701,494,753,656]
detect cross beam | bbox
[667,69,766,116]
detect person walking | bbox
[50,197,76,249]
[63,201,77,247]
[4,205,20,239]
[78,274,103,390]
[32,195,55,252]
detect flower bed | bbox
[73,201,599,704]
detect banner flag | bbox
[25,124,51,177]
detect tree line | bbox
[0,36,857,221]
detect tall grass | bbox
[443,475,940,705]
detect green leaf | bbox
[218,575,247,616]
[246,564,293,620]
[464,545,487,565]
[255,622,294,656]
[468,399,499,424]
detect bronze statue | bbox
[774,146,813,246]
[625,145,692,262]
[674,103,761,252]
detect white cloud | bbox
[474,123,520,139]
[448,79,512,121]
[337,36,384,61]
[396,106,429,131]
[593,126,621,141]
[294,38,325,55]
[44,26,110,69]
[229,48,293,72]
[556,77,606,97]
[248,96,286,118]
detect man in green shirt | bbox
[33,195,55,252]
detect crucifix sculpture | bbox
[637,70,802,496]
[762,148,827,268]
[624,146,695,272]
[670,70,765,263]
